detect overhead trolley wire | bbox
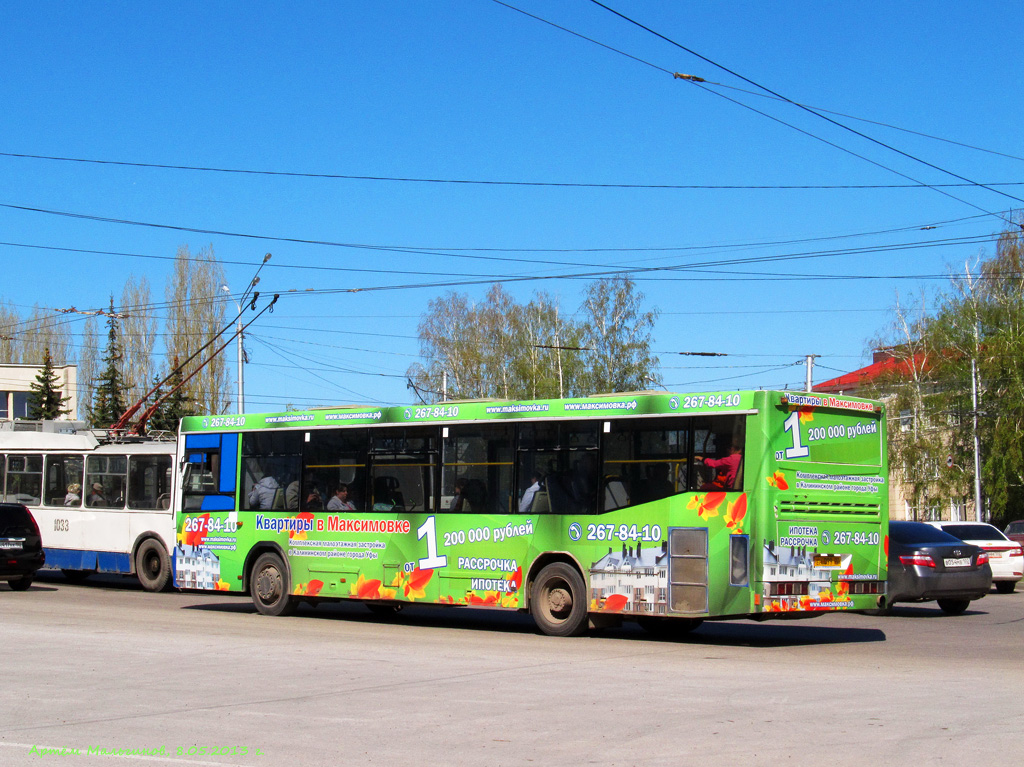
[584,0,1024,225]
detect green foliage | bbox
[27,347,71,420]
[868,222,1024,520]
[579,276,660,394]
[89,297,129,428]
[408,278,659,403]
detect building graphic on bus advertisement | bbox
[173,390,888,635]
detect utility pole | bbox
[804,354,818,392]
[972,321,983,522]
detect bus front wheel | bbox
[251,553,297,617]
[530,562,588,637]
[135,539,171,592]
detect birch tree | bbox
[578,276,660,394]
[164,245,230,414]
[120,275,157,407]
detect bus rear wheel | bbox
[135,539,171,592]
[251,553,297,617]
[530,562,588,637]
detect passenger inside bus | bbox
[696,439,743,491]
[519,473,542,513]
[87,483,106,507]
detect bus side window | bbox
[690,416,745,492]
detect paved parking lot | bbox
[1,574,1021,767]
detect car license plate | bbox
[0,540,23,550]
[944,557,971,568]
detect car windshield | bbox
[940,523,1007,541]
[890,522,960,545]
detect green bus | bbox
[173,390,888,636]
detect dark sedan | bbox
[0,503,45,590]
[886,521,992,614]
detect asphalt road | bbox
[1,573,1021,767]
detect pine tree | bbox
[90,297,129,427]
[27,346,71,420]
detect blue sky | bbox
[2,2,1022,412]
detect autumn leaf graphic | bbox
[289,511,315,540]
[765,471,789,491]
[350,573,382,599]
[506,566,523,592]
[603,593,629,612]
[404,568,434,601]
[687,492,725,519]
[788,404,815,422]
[725,494,748,533]
[184,514,210,546]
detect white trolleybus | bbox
[0,420,177,590]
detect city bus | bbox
[0,421,177,591]
[173,390,888,635]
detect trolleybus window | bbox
[6,454,43,505]
[128,454,173,510]
[44,454,84,507]
[86,455,127,508]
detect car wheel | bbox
[936,598,970,615]
[9,576,33,591]
[251,552,297,616]
[135,539,171,592]
[994,581,1016,594]
[530,562,588,637]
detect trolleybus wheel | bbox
[637,616,703,637]
[530,562,588,637]
[936,598,970,615]
[135,539,171,592]
[61,569,94,583]
[367,602,404,616]
[251,553,297,617]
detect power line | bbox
[491,1,1024,167]
[8,149,1019,191]
[585,0,1024,224]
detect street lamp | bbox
[221,254,271,416]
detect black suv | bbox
[0,503,45,590]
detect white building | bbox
[590,541,670,615]
[0,363,78,422]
